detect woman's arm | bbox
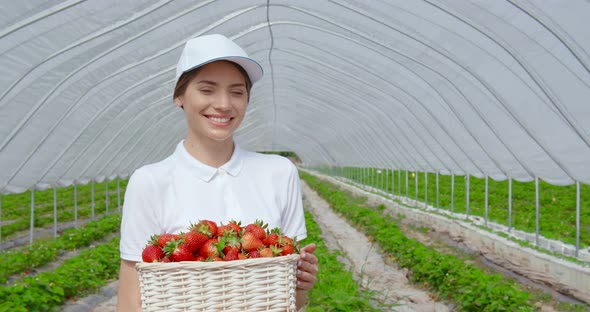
[117,259,141,312]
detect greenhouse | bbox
[0,1,589,311]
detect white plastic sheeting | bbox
[0,0,589,194]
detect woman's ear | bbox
[174,97,183,109]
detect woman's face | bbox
[174,61,249,144]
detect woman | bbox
[117,34,318,311]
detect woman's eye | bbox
[231,90,245,96]
[200,89,213,94]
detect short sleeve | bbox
[281,162,307,241]
[119,168,160,262]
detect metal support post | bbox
[30,188,35,244]
[535,177,540,246]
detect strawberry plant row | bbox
[302,172,535,311]
[0,237,120,312]
[0,179,127,221]
[0,213,121,284]
[1,200,115,239]
[334,167,590,248]
[299,211,385,311]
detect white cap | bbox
[175,34,263,86]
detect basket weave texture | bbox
[136,254,300,312]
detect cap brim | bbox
[179,56,264,85]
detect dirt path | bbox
[301,181,451,311]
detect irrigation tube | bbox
[451,172,455,212]
[580,182,584,258]
[74,182,78,228]
[53,186,57,238]
[91,181,95,219]
[509,177,513,232]
[424,171,428,209]
[30,188,34,244]
[466,175,470,217]
[535,176,540,246]
[485,176,489,226]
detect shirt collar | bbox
[175,140,244,182]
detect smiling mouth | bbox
[208,116,231,123]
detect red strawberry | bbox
[217,224,233,237]
[263,233,280,246]
[195,256,206,262]
[198,220,218,237]
[157,233,180,248]
[142,235,164,262]
[221,231,242,254]
[238,252,248,260]
[183,230,209,253]
[280,235,293,246]
[224,248,239,261]
[241,231,263,252]
[227,220,243,236]
[212,256,223,262]
[245,220,267,240]
[249,250,261,258]
[198,238,224,259]
[280,243,295,256]
[260,245,282,257]
[163,239,195,262]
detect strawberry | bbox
[221,231,242,254]
[217,224,233,237]
[280,243,295,256]
[280,235,293,246]
[241,231,263,252]
[183,230,209,253]
[259,246,281,258]
[263,232,280,247]
[248,250,261,258]
[224,248,239,261]
[198,238,224,259]
[157,233,180,248]
[163,238,195,262]
[227,220,243,236]
[198,220,218,237]
[238,252,248,260]
[244,220,267,240]
[142,235,164,262]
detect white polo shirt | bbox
[120,141,307,262]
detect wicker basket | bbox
[136,254,300,312]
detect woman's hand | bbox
[296,243,318,290]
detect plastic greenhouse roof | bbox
[0,0,589,194]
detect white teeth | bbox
[209,117,230,123]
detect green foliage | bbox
[0,237,120,312]
[0,213,121,284]
[300,212,384,311]
[0,179,127,238]
[330,167,590,248]
[302,171,535,311]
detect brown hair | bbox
[173,61,252,101]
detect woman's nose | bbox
[213,92,231,110]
